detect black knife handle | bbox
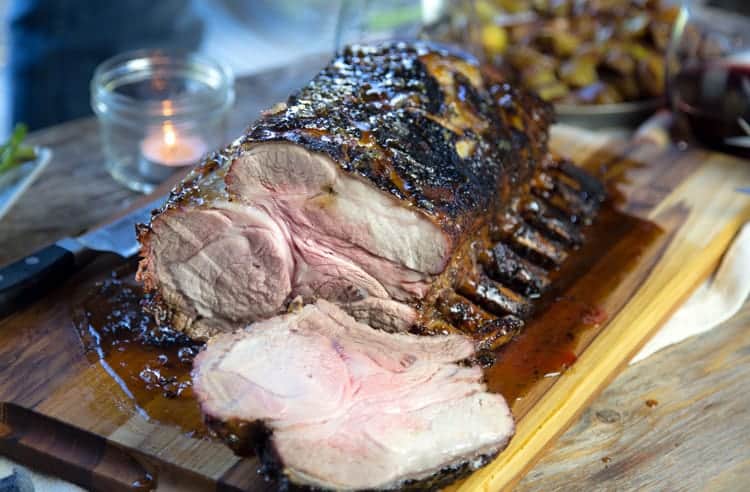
[0,244,76,318]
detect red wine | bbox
[671,61,750,157]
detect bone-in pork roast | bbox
[136,42,604,343]
[138,42,606,490]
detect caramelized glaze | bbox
[486,198,662,410]
[74,266,206,434]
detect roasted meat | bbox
[136,42,604,343]
[192,300,514,490]
[137,42,606,490]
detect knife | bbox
[0,197,165,317]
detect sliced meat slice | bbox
[137,148,432,339]
[229,142,449,279]
[137,199,294,339]
[192,300,514,490]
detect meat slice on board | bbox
[192,300,514,490]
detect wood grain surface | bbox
[1,61,750,491]
[516,301,750,492]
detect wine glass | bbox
[667,2,750,157]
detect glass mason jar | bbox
[91,50,235,193]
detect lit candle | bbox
[138,122,207,181]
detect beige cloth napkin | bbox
[631,222,750,363]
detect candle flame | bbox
[163,123,177,148]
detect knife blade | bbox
[0,196,165,317]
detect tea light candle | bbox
[138,123,207,180]
[92,50,233,193]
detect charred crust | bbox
[255,435,503,492]
[418,156,605,348]
[238,41,555,240]
[140,293,174,327]
[203,415,268,457]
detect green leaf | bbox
[0,123,37,174]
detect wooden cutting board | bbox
[1,126,749,491]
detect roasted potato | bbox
[481,24,509,54]
[636,50,665,97]
[559,56,598,88]
[568,81,624,104]
[453,0,678,104]
[536,28,580,57]
[602,44,636,75]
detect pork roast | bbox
[192,300,514,490]
[138,42,605,490]
[136,42,604,343]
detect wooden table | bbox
[1,59,748,491]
